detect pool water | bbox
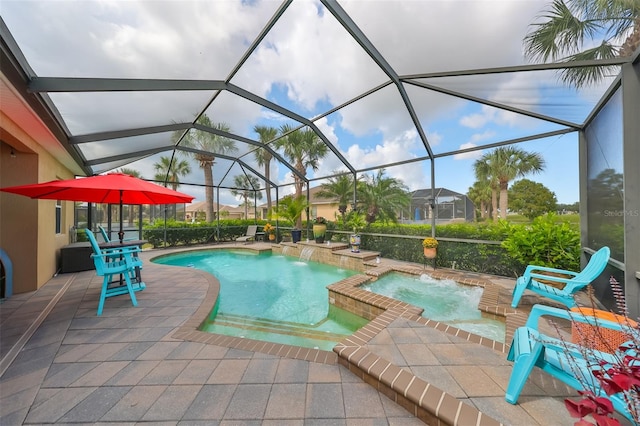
[153,250,368,350]
[360,273,505,342]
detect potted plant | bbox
[313,216,328,243]
[276,195,308,243]
[263,222,276,241]
[422,237,438,259]
[347,212,367,253]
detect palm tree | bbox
[253,125,278,214]
[275,124,329,228]
[470,166,500,221]
[357,169,411,224]
[467,179,493,220]
[180,114,237,222]
[524,0,640,87]
[230,174,263,219]
[316,172,354,223]
[474,147,545,220]
[153,155,191,191]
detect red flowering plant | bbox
[562,277,640,426]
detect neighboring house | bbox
[403,188,475,224]
[186,201,245,221]
[258,186,344,223]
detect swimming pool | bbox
[153,250,369,350]
[360,273,505,342]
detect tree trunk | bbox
[620,18,640,57]
[294,160,305,229]
[265,158,272,217]
[491,189,498,221]
[499,180,509,220]
[204,163,214,222]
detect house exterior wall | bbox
[312,202,342,223]
[1,113,75,294]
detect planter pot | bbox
[350,234,361,253]
[423,247,437,259]
[268,233,276,241]
[313,224,327,244]
[291,229,302,243]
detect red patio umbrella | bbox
[1,173,194,242]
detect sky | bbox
[2,0,618,207]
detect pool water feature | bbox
[153,250,368,350]
[360,273,505,342]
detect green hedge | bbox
[140,218,580,278]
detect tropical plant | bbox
[314,216,327,225]
[253,125,278,214]
[275,124,328,227]
[474,147,545,220]
[230,174,262,219]
[523,0,640,87]
[467,179,494,220]
[316,172,355,223]
[275,195,309,230]
[346,211,367,234]
[357,169,411,224]
[501,213,581,273]
[422,237,438,248]
[179,114,237,222]
[153,155,191,191]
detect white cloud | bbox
[453,143,483,160]
[0,0,582,204]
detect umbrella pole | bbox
[118,190,125,243]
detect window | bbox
[55,200,62,234]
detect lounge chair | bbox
[511,246,610,309]
[85,229,145,315]
[236,225,258,244]
[505,304,638,423]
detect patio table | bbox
[98,239,147,284]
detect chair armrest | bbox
[523,264,579,277]
[103,246,141,256]
[525,304,634,334]
[528,272,576,285]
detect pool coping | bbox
[162,244,522,426]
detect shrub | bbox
[501,213,581,275]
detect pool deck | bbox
[0,242,616,425]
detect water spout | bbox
[300,246,315,261]
[339,255,349,270]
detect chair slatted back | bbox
[98,226,111,243]
[85,229,109,275]
[564,246,610,292]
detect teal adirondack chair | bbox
[98,225,136,243]
[505,304,638,423]
[511,246,610,309]
[85,229,145,315]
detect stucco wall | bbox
[1,114,76,294]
